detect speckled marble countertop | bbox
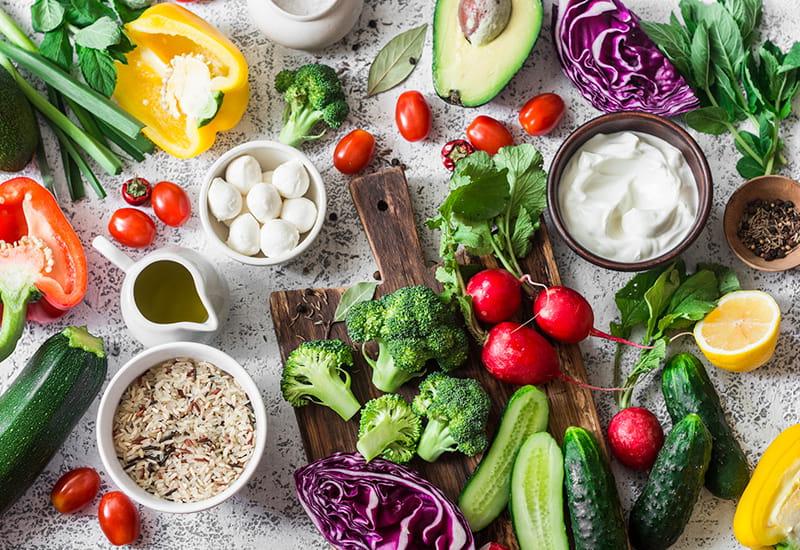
[1,0,799,548]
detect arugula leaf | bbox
[77,45,117,97]
[74,17,121,50]
[67,0,116,27]
[644,265,682,342]
[655,270,719,338]
[31,0,65,33]
[39,26,73,70]
[685,106,730,135]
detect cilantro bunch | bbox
[642,0,800,179]
[427,144,547,342]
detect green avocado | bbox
[433,0,543,107]
[0,68,38,172]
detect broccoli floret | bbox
[274,64,349,148]
[412,373,490,462]
[346,286,469,393]
[280,339,361,421]
[356,394,421,464]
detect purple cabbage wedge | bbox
[553,0,700,117]
[295,452,475,550]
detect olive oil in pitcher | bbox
[133,260,209,324]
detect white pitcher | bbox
[93,236,230,347]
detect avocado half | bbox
[0,69,38,172]
[432,0,543,107]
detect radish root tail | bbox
[558,373,625,393]
[589,328,655,350]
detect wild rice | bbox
[113,357,256,503]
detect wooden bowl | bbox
[547,112,713,272]
[723,175,800,272]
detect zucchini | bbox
[563,427,627,550]
[0,327,107,513]
[662,352,750,500]
[510,432,569,550]
[629,413,712,550]
[459,385,549,531]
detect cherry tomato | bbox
[334,129,376,175]
[98,492,140,546]
[51,467,101,514]
[151,181,191,227]
[121,177,151,206]
[466,115,513,155]
[109,208,156,248]
[395,91,431,142]
[519,93,566,137]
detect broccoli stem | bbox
[416,418,458,462]
[368,341,418,393]
[278,106,325,148]
[305,370,361,421]
[356,417,400,462]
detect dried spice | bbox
[737,199,800,261]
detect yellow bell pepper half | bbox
[114,3,249,158]
[734,424,800,549]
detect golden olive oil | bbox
[133,260,208,324]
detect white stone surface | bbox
[1,0,799,548]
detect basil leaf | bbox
[690,22,712,91]
[722,0,762,47]
[39,26,73,70]
[77,45,117,97]
[640,20,693,79]
[510,206,536,258]
[701,3,745,76]
[697,263,741,294]
[366,24,427,96]
[736,156,765,179]
[67,0,116,27]
[31,0,65,33]
[780,42,800,73]
[333,282,380,323]
[644,265,682,342]
[685,106,730,135]
[74,16,122,50]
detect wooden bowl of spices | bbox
[724,175,800,272]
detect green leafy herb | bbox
[73,17,121,50]
[367,24,427,96]
[618,338,667,409]
[643,0,800,178]
[39,27,72,70]
[77,45,116,97]
[333,282,380,323]
[31,0,65,33]
[643,265,682,342]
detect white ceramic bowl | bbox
[199,140,326,266]
[96,342,267,514]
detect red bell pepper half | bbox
[0,177,87,361]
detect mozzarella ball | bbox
[272,159,310,198]
[262,170,274,184]
[246,183,283,223]
[260,219,299,258]
[280,197,318,233]
[225,155,262,194]
[226,213,260,256]
[207,177,242,222]
[223,200,250,227]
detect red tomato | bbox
[466,115,513,155]
[334,129,376,175]
[98,492,140,546]
[109,208,156,248]
[51,468,101,514]
[395,91,431,142]
[151,181,191,227]
[519,93,566,137]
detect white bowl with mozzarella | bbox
[199,141,326,266]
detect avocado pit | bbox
[458,0,512,46]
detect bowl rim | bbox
[547,111,713,272]
[96,342,268,514]
[199,140,327,266]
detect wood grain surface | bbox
[270,167,610,549]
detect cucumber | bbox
[563,427,627,550]
[629,413,712,550]
[0,327,107,513]
[459,385,549,531]
[510,432,569,550]
[662,352,750,500]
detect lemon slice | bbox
[694,290,781,372]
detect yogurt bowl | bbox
[199,140,326,266]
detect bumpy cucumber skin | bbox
[459,385,549,532]
[662,353,750,500]
[510,432,569,550]
[563,427,627,550]
[629,414,712,550]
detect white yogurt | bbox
[558,131,698,263]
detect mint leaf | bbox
[74,16,121,49]
[640,20,692,79]
[685,106,730,135]
[736,156,764,179]
[722,0,762,47]
[697,263,741,295]
[780,42,800,73]
[31,0,65,32]
[77,45,117,97]
[701,3,745,76]
[112,0,147,24]
[67,0,116,27]
[39,26,73,70]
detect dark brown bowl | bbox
[723,175,800,272]
[547,112,713,272]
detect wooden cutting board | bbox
[270,167,610,549]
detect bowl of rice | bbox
[96,342,267,513]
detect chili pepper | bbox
[121,177,151,206]
[441,139,475,171]
[0,177,87,361]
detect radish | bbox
[607,407,664,471]
[466,269,522,324]
[531,284,651,349]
